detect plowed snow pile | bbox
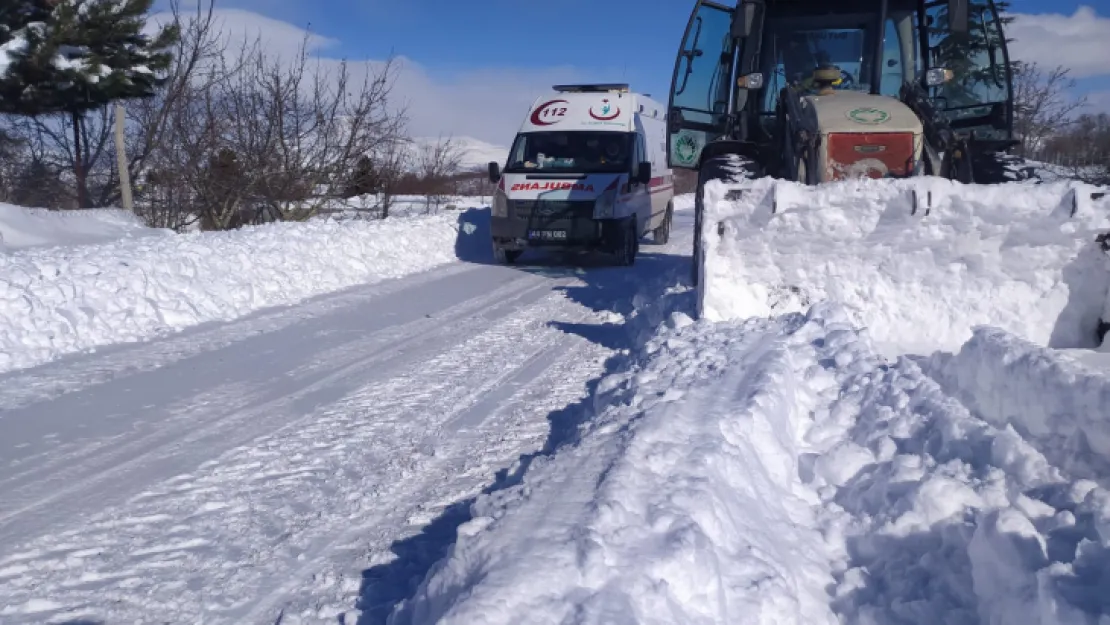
[391,304,1110,624]
[700,177,1110,354]
[0,210,468,374]
[386,179,1110,624]
[0,202,162,251]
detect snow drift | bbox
[699,177,1110,355]
[924,327,1110,484]
[390,303,1110,625]
[0,203,163,251]
[0,211,474,374]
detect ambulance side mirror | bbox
[488,161,500,183]
[637,161,652,185]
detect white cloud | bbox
[1009,6,1110,79]
[149,8,614,149]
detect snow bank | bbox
[0,203,163,251]
[391,303,1110,624]
[0,212,470,374]
[923,327,1110,484]
[700,177,1110,354]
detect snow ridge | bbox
[393,301,1110,624]
[0,213,466,374]
[922,327,1110,484]
[700,176,1110,355]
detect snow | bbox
[923,327,1110,482]
[698,176,1110,355]
[0,208,477,374]
[0,202,163,251]
[3,164,1110,625]
[0,203,699,624]
[392,301,1110,625]
[0,30,31,76]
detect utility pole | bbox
[114,102,134,211]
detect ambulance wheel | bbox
[493,245,521,264]
[653,202,673,244]
[615,216,638,266]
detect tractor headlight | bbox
[593,186,618,219]
[925,67,955,87]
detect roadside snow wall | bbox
[0,203,161,251]
[0,212,468,374]
[700,177,1110,355]
[924,327,1110,484]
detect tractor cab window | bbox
[881,11,922,97]
[760,20,875,113]
[923,0,1011,133]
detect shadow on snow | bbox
[353,208,695,624]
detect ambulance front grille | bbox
[511,200,594,222]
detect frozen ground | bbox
[395,302,1110,625]
[0,201,694,624]
[3,175,1110,625]
[389,178,1110,625]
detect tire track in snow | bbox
[0,267,552,547]
[0,262,479,412]
[0,273,608,624]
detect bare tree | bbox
[1012,61,1087,159]
[164,31,410,228]
[413,135,465,213]
[1041,112,1110,184]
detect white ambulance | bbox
[486,84,675,265]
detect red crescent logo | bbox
[589,101,621,121]
[530,99,569,126]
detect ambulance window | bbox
[633,134,646,167]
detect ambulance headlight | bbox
[593,187,618,219]
[492,191,509,218]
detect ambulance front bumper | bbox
[492,200,606,247]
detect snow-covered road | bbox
[0,210,694,624]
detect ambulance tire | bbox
[614,216,639,266]
[493,245,521,264]
[652,204,670,245]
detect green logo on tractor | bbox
[847,107,891,125]
[674,133,700,165]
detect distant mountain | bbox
[408,136,509,171]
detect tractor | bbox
[666,0,1029,283]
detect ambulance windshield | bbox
[505,131,632,174]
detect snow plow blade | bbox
[695,176,1110,353]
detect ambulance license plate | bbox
[528,230,567,241]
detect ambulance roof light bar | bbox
[552,83,630,94]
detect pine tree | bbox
[0,0,179,207]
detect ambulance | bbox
[486,84,675,265]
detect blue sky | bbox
[157,0,1110,146]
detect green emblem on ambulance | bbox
[847,107,891,125]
